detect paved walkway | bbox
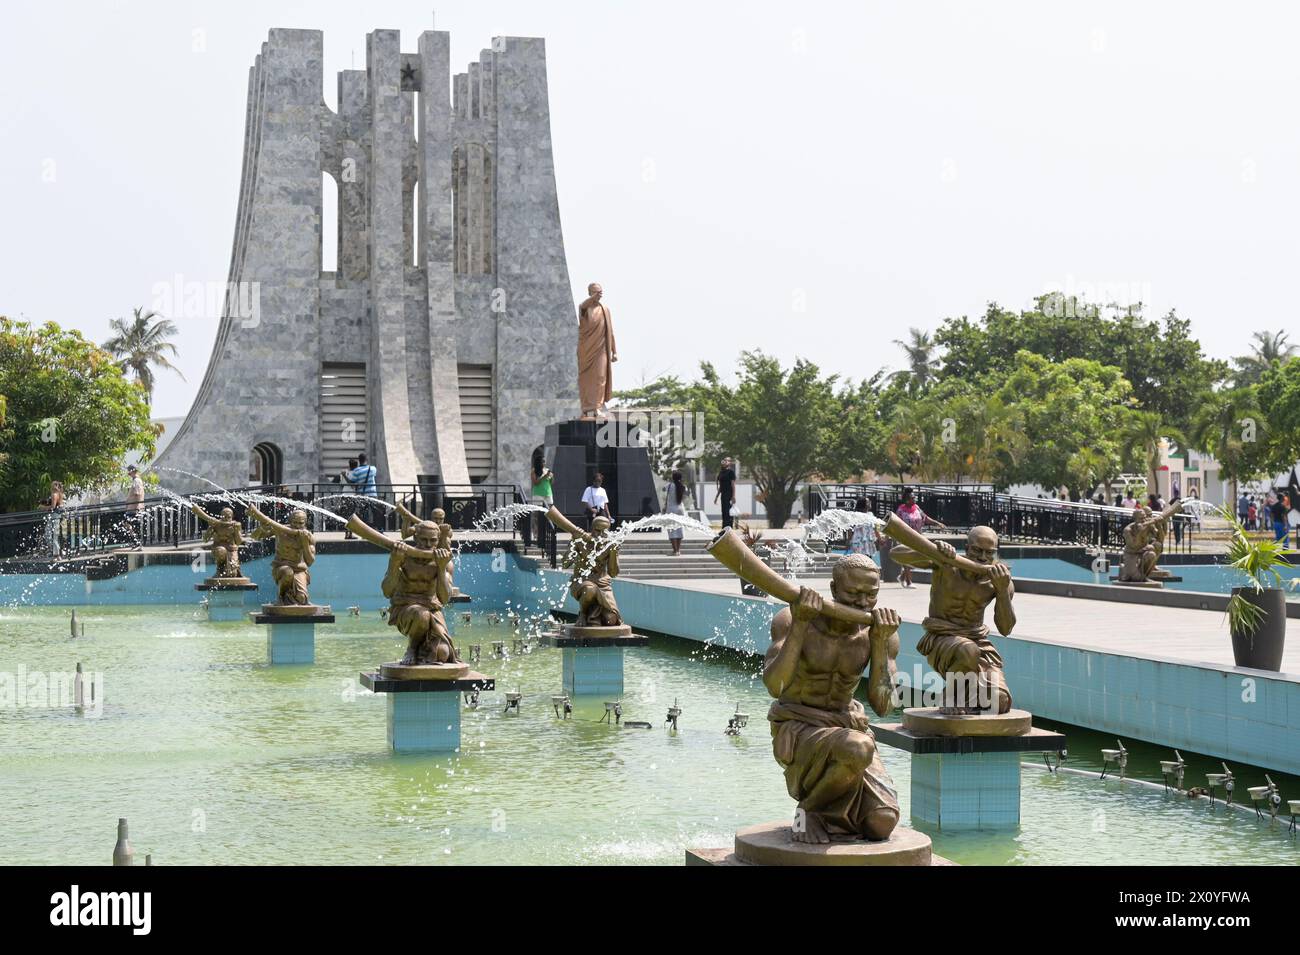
[651,575,1300,677]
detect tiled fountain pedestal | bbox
[196,579,259,622]
[874,708,1067,831]
[253,607,334,665]
[360,666,494,754]
[543,625,649,697]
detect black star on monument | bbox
[400,63,416,85]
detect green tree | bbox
[821,372,891,481]
[954,393,1029,486]
[610,374,697,410]
[1066,446,1122,501]
[933,297,1225,434]
[991,351,1133,491]
[1255,357,1300,473]
[0,318,157,512]
[695,352,853,528]
[1121,410,1186,492]
[103,307,183,404]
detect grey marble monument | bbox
[156,28,577,491]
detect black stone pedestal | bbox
[543,418,657,528]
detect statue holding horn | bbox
[884,516,1016,714]
[248,505,316,606]
[190,502,246,580]
[346,514,460,668]
[396,501,461,600]
[544,505,623,628]
[706,528,902,844]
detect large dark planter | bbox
[1229,586,1286,671]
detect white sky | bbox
[3,1,1298,418]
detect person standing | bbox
[39,480,65,557]
[581,472,611,530]
[1247,498,1257,532]
[662,469,690,555]
[1268,492,1288,542]
[346,453,379,528]
[715,457,737,528]
[529,446,554,547]
[125,465,146,549]
[895,488,945,588]
[1238,491,1251,526]
[126,465,145,511]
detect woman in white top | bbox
[663,470,690,555]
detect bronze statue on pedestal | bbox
[190,502,246,580]
[249,505,315,606]
[885,519,1016,714]
[766,561,902,844]
[706,532,902,844]
[348,515,459,667]
[544,506,623,627]
[1118,500,1182,584]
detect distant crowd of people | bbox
[1237,490,1296,543]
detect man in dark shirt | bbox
[1269,494,1288,542]
[715,457,736,528]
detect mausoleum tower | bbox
[156,28,578,491]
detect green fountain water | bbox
[1,606,1295,865]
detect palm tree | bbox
[1232,330,1296,386]
[103,307,183,403]
[1067,446,1119,501]
[1189,389,1265,507]
[961,395,1029,487]
[889,328,940,393]
[884,402,931,482]
[1122,410,1185,494]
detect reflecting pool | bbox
[1,607,1295,865]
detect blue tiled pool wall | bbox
[0,550,523,612]
[975,557,1299,597]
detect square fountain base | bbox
[253,610,334,665]
[872,720,1067,831]
[562,646,627,697]
[264,623,314,664]
[360,671,494,754]
[201,587,256,622]
[911,751,1021,830]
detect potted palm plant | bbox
[1221,507,1295,671]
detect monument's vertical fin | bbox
[365,29,420,486]
[154,29,324,489]
[492,36,578,488]
[418,31,471,485]
[336,71,369,284]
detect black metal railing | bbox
[0,483,532,562]
[808,482,1195,553]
